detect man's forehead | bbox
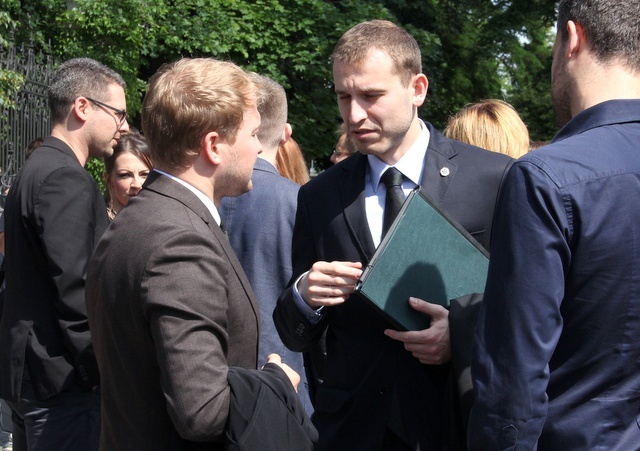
[103,84,127,104]
[334,50,398,78]
[333,67,401,94]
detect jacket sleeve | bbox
[36,166,106,388]
[468,161,570,449]
[225,364,318,450]
[141,228,239,441]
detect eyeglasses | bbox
[86,97,127,124]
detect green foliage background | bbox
[1,0,558,179]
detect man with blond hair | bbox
[87,58,316,450]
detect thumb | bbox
[408,297,447,318]
[266,353,282,365]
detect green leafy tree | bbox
[0,11,23,113]
[2,0,559,177]
[383,0,558,137]
[506,24,557,142]
[48,0,394,167]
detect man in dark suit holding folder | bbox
[274,20,512,450]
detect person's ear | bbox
[280,123,293,146]
[412,74,429,107]
[73,97,92,122]
[202,131,223,166]
[566,20,583,58]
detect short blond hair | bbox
[250,73,288,151]
[142,58,256,169]
[444,99,530,158]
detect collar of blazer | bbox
[422,122,460,205]
[41,136,84,166]
[142,170,260,321]
[337,153,377,260]
[143,171,218,227]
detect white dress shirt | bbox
[293,121,431,321]
[152,169,222,226]
[365,121,430,247]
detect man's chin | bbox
[234,181,253,197]
[220,180,253,201]
[89,146,114,160]
[357,144,385,157]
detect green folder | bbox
[355,187,489,331]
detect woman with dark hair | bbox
[104,128,152,219]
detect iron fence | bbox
[0,38,55,206]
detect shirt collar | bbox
[552,99,640,144]
[368,119,430,192]
[152,169,221,226]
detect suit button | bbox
[379,386,388,395]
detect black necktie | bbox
[381,167,405,237]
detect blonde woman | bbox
[444,99,530,158]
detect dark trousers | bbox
[8,379,100,451]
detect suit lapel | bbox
[420,123,459,207]
[338,154,377,260]
[143,172,260,323]
[336,126,460,260]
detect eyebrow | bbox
[335,87,386,95]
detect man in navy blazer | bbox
[469,0,640,448]
[220,73,313,413]
[273,20,512,450]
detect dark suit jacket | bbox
[220,158,313,413]
[87,171,314,450]
[274,123,512,450]
[0,137,109,401]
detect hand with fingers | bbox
[264,353,301,392]
[384,297,451,365]
[297,261,363,309]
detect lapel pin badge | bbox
[440,167,450,177]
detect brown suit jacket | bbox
[87,171,260,450]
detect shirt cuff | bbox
[292,271,324,325]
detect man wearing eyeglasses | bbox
[0,57,129,450]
